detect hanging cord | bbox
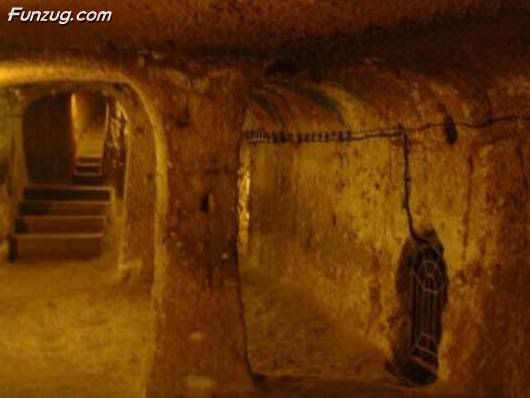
[401,126,429,244]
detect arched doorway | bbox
[0,78,163,397]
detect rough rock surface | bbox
[0,1,525,53]
[0,4,527,398]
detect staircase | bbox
[74,155,104,185]
[11,135,112,261]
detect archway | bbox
[0,62,167,397]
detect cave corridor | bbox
[0,1,528,397]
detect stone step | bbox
[80,142,103,147]
[19,200,109,216]
[76,158,101,164]
[75,164,102,174]
[15,215,106,234]
[73,172,103,185]
[76,156,102,164]
[78,152,103,159]
[24,185,112,201]
[11,233,103,260]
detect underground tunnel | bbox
[0,1,528,398]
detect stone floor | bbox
[243,270,390,382]
[241,268,463,398]
[0,246,152,398]
[0,246,460,397]
[244,378,461,398]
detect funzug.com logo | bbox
[8,7,112,25]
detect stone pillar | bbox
[0,92,24,263]
[147,71,253,397]
[118,90,156,283]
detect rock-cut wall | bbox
[240,59,530,397]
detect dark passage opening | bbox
[12,87,127,262]
[23,94,74,184]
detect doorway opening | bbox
[11,89,127,261]
[0,81,157,397]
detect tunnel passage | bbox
[6,81,158,281]
[0,77,161,397]
[6,84,151,266]
[14,89,115,260]
[237,80,458,390]
[0,6,528,395]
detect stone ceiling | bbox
[0,0,526,55]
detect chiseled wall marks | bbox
[240,64,530,397]
[115,87,157,284]
[242,138,408,382]
[0,48,527,398]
